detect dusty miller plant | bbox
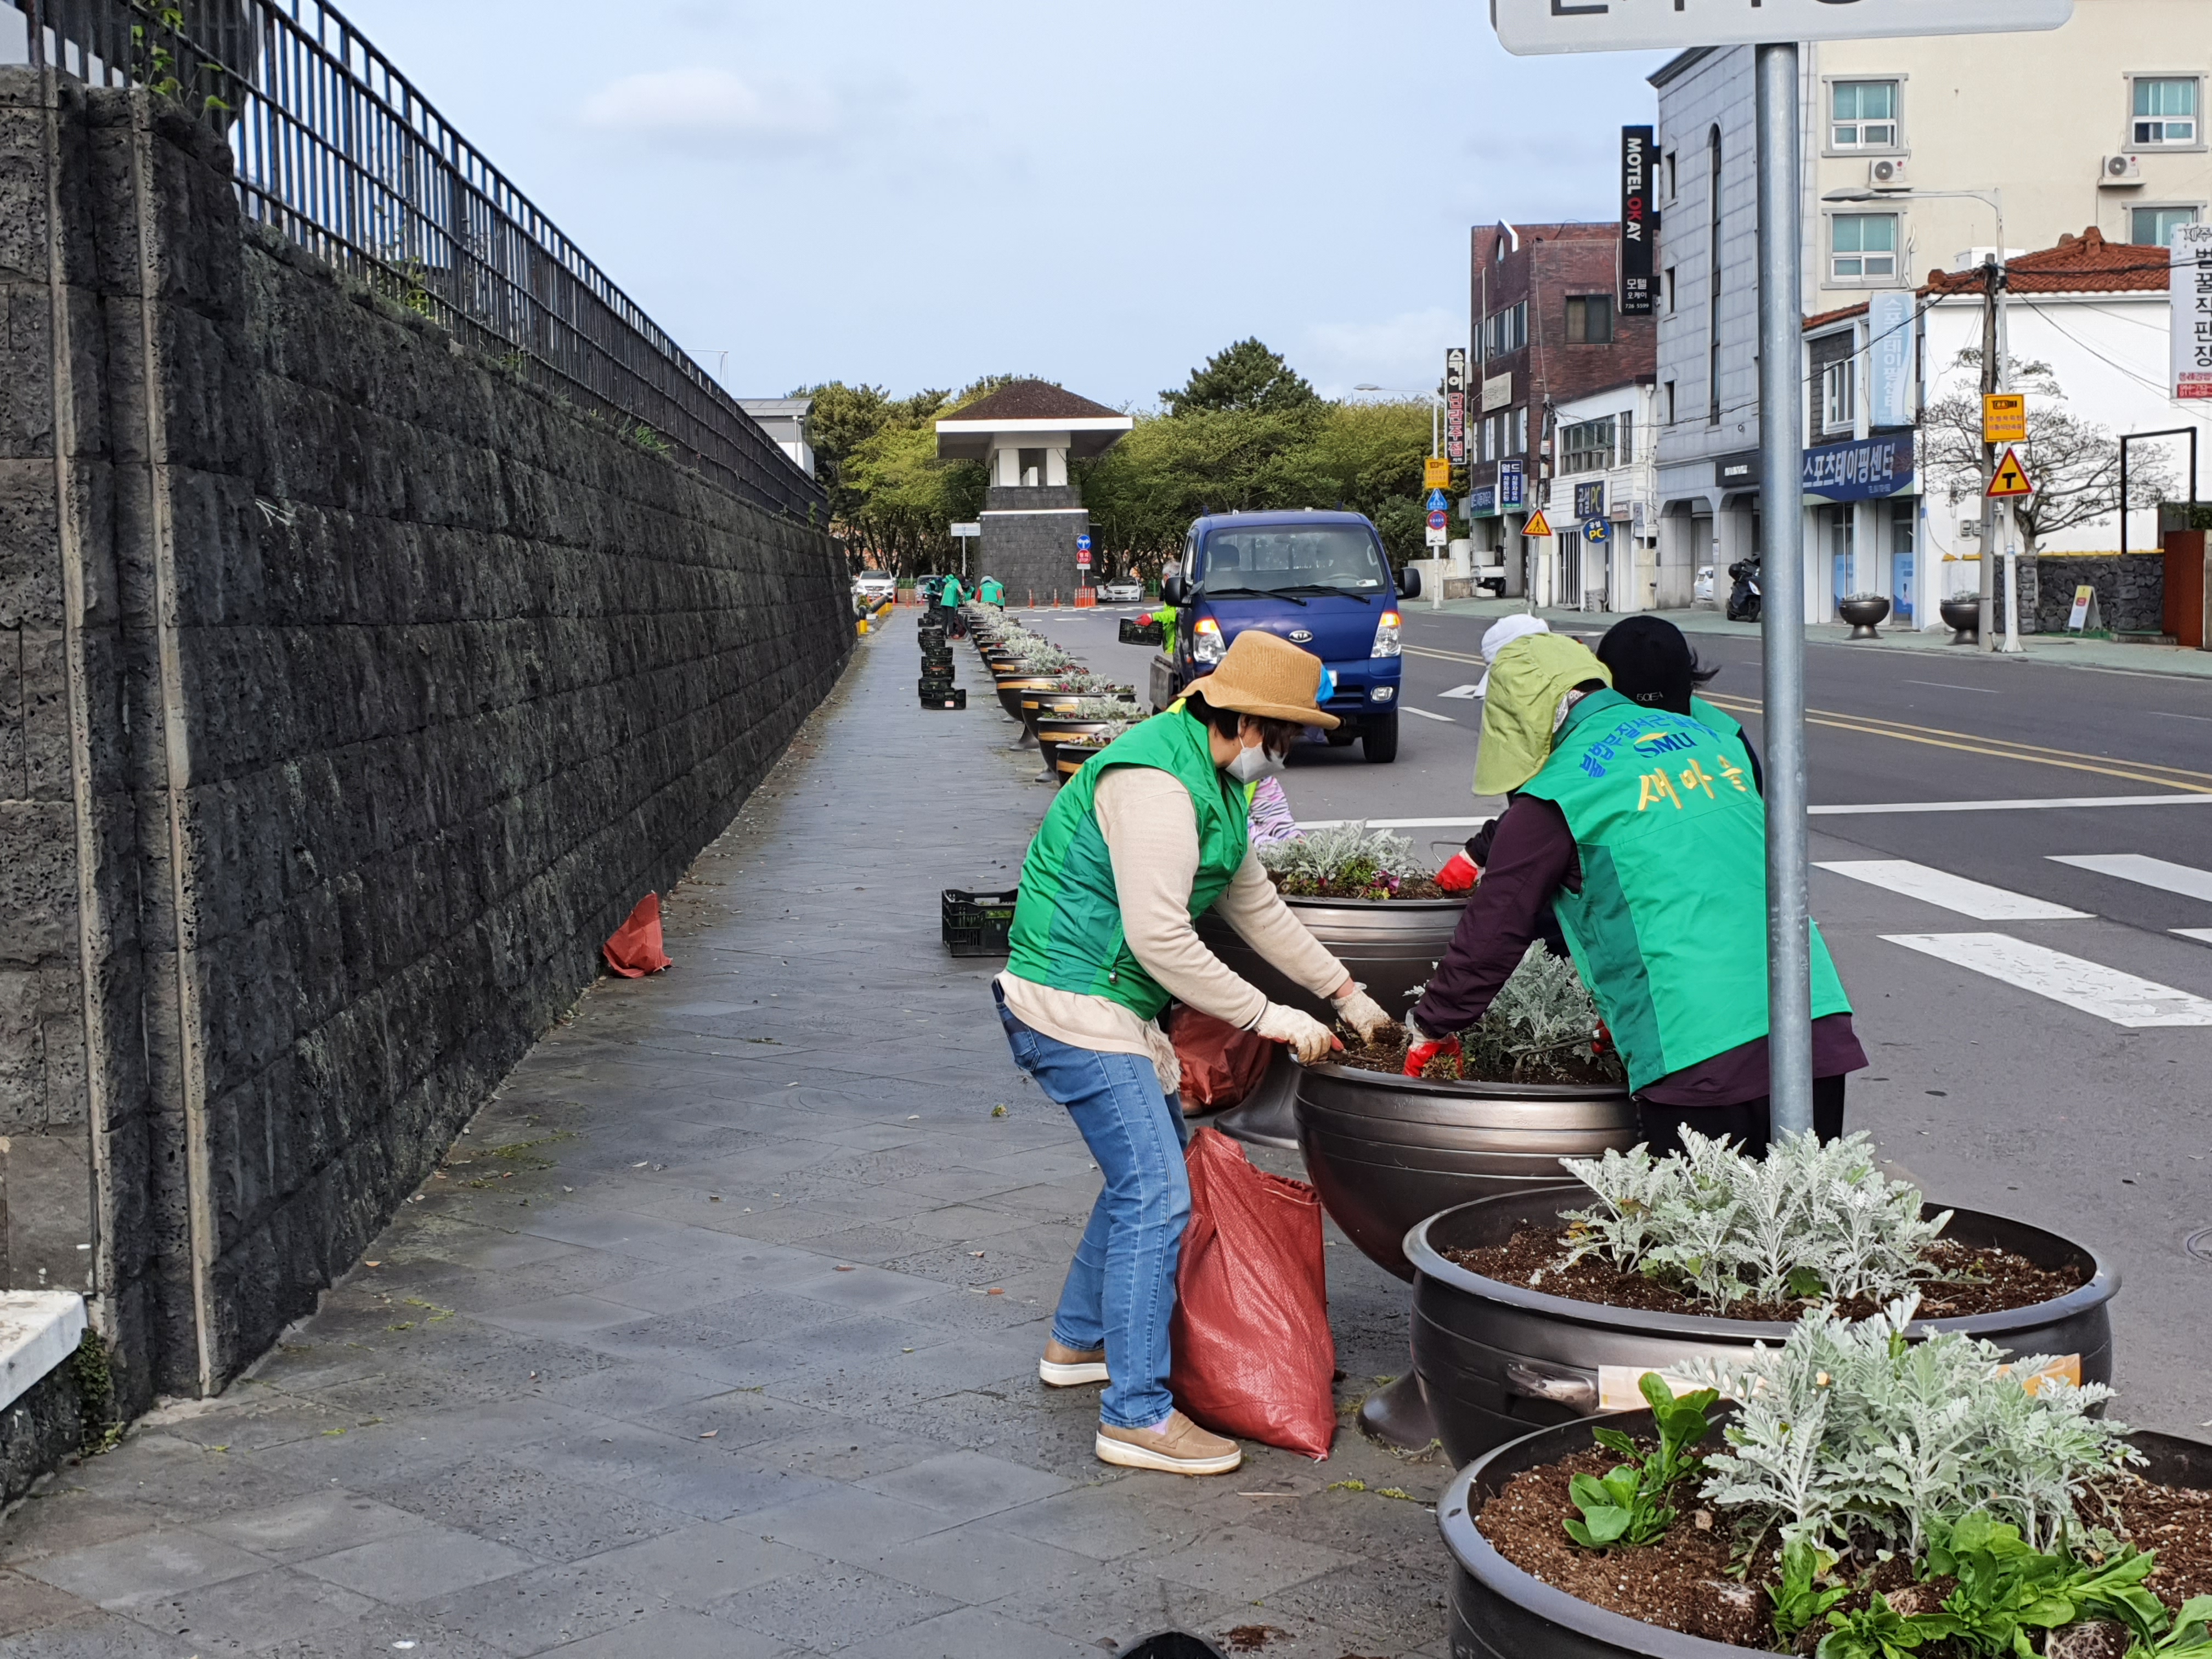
[1459,944,1620,1082]
[1259,821,1430,886]
[1676,1298,2139,1558]
[1558,1129,1952,1313]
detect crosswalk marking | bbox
[1403,707,1457,724]
[1815,860,2089,920]
[1881,933,2212,1027]
[2176,929,2212,946]
[1437,684,1482,699]
[2049,854,2212,905]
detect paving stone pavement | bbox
[1,611,1453,1658]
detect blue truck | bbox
[1151,509,1419,763]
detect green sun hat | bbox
[1472,633,1614,797]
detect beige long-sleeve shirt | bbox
[998,766,1350,1092]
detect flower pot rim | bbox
[1302,1064,1631,1102]
[1271,892,1471,911]
[1407,1184,2119,1340]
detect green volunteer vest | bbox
[1007,710,1248,1021]
[1155,602,1177,653]
[979,579,1004,604]
[1517,690,1852,1093]
[939,578,963,608]
[1689,694,1740,742]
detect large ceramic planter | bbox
[1437,1416,2209,1659]
[1196,895,1467,1149]
[1939,595,1981,645]
[1837,594,1891,641]
[1409,1186,2119,1468]
[1036,717,1125,786]
[993,675,1060,722]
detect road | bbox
[1011,601,2212,1437]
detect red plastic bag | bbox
[1169,1005,1275,1111]
[1169,1127,1337,1459]
[603,893,673,978]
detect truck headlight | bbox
[1371,611,1402,657]
[1193,617,1226,664]
[1371,686,1396,703]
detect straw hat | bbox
[1192,630,1340,730]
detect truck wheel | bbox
[1362,714,1400,763]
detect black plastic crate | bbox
[921,647,954,668]
[1118,618,1164,647]
[942,887,1018,956]
[921,686,967,710]
[918,675,956,697]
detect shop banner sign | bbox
[1803,433,1914,502]
[2174,223,2212,400]
[1867,290,1915,428]
[1621,126,1656,315]
[1499,459,1526,509]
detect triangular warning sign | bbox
[1988,447,2035,499]
[1523,509,1554,537]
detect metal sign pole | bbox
[1754,41,1815,1138]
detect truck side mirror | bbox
[1161,572,1187,606]
[1398,565,1423,599]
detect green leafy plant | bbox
[2135,1597,2212,1658]
[1260,821,1430,899]
[1558,1128,1953,1314]
[1925,1514,2167,1655]
[1562,1372,1718,1549]
[1457,943,1622,1084]
[1818,1593,1962,1659]
[1770,1537,1852,1643]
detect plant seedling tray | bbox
[942,887,1018,955]
[922,687,967,710]
[1119,619,1165,646]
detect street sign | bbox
[1424,457,1452,490]
[1426,510,1449,532]
[2171,223,2212,399]
[2067,585,2102,631]
[1983,394,2028,444]
[1620,126,1656,316]
[1583,518,1610,544]
[1076,533,1092,551]
[1499,458,1526,508]
[1076,549,1092,567]
[1988,448,2036,498]
[1523,509,1554,538]
[1492,0,2072,56]
[1426,524,1450,548]
[1426,488,1449,512]
[951,522,981,539]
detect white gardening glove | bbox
[1254,1002,1338,1065]
[1330,986,1393,1043]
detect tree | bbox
[1160,338,1321,417]
[1921,353,2173,552]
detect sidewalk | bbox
[0,614,1452,1658]
[1414,594,2212,679]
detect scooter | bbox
[1725,557,1763,623]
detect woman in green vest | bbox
[997,631,1392,1477]
[938,573,965,637]
[978,575,1005,607]
[1405,633,1865,1158]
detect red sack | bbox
[1169,1005,1274,1111]
[1169,1127,1337,1459]
[603,893,673,978]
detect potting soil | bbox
[1333,1026,1626,1090]
[1476,1437,2212,1656]
[1444,1227,2089,1322]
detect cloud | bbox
[1300,307,1466,400]
[581,67,842,153]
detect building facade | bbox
[933,381,1133,604]
[1548,379,1664,612]
[1464,223,1658,603]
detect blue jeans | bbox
[996,992,1189,1430]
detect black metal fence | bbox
[8,0,824,520]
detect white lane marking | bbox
[1403,707,1457,723]
[1881,933,2212,1027]
[1437,684,1482,699]
[1810,794,2212,815]
[1904,680,2002,693]
[2149,710,2212,724]
[2050,854,2212,904]
[2176,929,2212,946]
[1815,860,2089,921]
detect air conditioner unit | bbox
[2101,154,2143,187]
[1868,157,1910,189]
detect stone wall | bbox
[980,484,1094,605]
[0,74,849,1404]
[2028,554,2166,636]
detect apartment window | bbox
[1664,381,1677,426]
[1485,300,1529,358]
[1821,360,1857,434]
[1482,415,1497,464]
[2132,76,2199,146]
[1618,411,1634,465]
[1831,213,1899,280]
[2133,205,2201,245]
[1665,150,1678,201]
[1512,407,1530,454]
[1830,80,1900,149]
[1560,416,1618,475]
[1665,267,1677,313]
[1565,295,1614,344]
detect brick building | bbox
[1465,222,1657,605]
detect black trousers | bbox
[1634,1075,1847,1161]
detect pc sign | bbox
[1492,0,2072,55]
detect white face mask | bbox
[1227,738,1285,785]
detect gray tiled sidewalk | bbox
[1,613,1452,1658]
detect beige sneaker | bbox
[1096,1410,1242,1475]
[1039,1338,1109,1387]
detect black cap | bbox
[1596,616,1695,715]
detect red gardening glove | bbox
[1592,1019,1614,1057]
[1404,1036,1460,1078]
[1436,851,1480,893]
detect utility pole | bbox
[1978,258,2000,650]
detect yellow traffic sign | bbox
[1424,456,1452,490]
[1983,393,2028,444]
[1987,447,2036,499]
[1523,509,1554,537]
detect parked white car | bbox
[852,570,896,602]
[1098,576,1144,603]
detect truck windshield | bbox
[1198,526,1389,595]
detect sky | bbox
[337,1,1667,409]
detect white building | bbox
[1543,379,1663,612]
[737,397,816,476]
[1651,2,2212,616]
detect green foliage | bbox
[70,1328,123,1456]
[1160,338,1319,417]
[1818,1593,1962,1659]
[2137,1597,2212,1657]
[1681,1300,2139,1557]
[626,423,673,459]
[1926,1514,2167,1654]
[1460,944,1618,1083]
[1562,1373,1717,1549]
[1558,1128,1952,1314]
[1770,1537,1851,1643]
[1260,822,1430,900]
[791,380,987,574]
